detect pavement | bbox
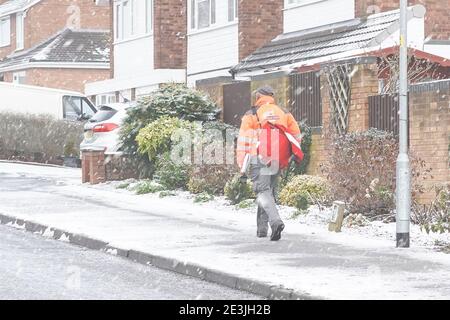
[0,162,449,300]
[0,224,261,300]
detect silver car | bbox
[80,102,135,155]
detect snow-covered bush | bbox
[187,164,237,195]
[279,175,330,211]
[413,184,450,234]
[129,180,165,195]
[0,112,83,164]
[136,116,193,162]
[224,174,256,205]
[154,153,190,190]
[193,192,214,203]
[119,84,219,177]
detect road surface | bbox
[0,225,261,300]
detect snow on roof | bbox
[0,28,110,70]
[231,5,426,74]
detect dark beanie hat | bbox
[255,85,275,96]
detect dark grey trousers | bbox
[249,159,283,235]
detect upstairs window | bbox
[115,0,153,41]
[0,17,10,47]
[190,0,216,30]
[228,0,238,22]
[16,12,24,50]
[115,0,134,40]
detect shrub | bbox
[187,164,237,195]
[322,129,431,217]
[119,84,219,177]
[0,112,83,164]
[116,182,131,189]
[322,129,398,216]
[130,180,165,195]
[154,153,190,190]
[194,192,214,203]
[136,116,193,162]
[279,175,330,211]
[412,184,450,234]
[159,190,177,198]
[224,174,256,205]
[236,199,256,209]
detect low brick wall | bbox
[81,150,106,185]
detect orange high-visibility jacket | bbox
[236,95,302,169]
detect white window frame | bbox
[96,94,116,106]
[145,0,153,34]
[0,17,11,47]
[189,0,216,31]
[228,0,238,22]
[16,12,24,50]
[114,0,134,40]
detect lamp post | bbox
[396,0,411,248]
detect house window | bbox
[115,0,134,40]
[190,0,216,30]
[228,0,238,22]
[115,0,152,40]
[16,13,24,50]
[0,17,10,47]
[122,0,134,38]
[12,71,26,84]
[95,94,116,106]
[145,0,153,33]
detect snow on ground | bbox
[1,161,448,252]
[1,162,450,299]
[94,178,450,253]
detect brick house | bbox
[85,0,284,103]
[0,0,111,93]
[225,0,450,203]
[85,0,187,104]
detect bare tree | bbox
[377,53,442,94]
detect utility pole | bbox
[396,0,411,248]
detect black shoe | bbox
[270,222,285,241]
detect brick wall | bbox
[238,0,283,61]
[0,0,110,60]
[355,0,450,40]
[409,83,450,203]
[3,68,110,93]
[153,0,187,69]
[251,76,290,110]
[306,132,326,176]
[347,63,379,132]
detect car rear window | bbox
[89,106,117,123]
